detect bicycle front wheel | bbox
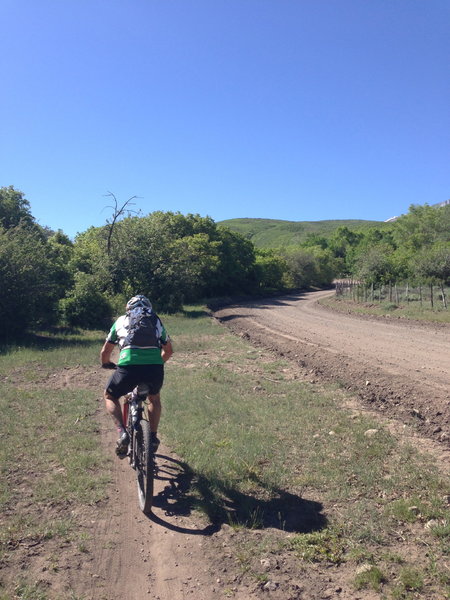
[135,418,154,514]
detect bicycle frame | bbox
[123,383,154,513]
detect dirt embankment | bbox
[214,290,450,448]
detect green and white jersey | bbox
[106,312,169,366]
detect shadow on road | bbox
[147,454,326,536]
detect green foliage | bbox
[255,249,287,292]
[0,225,62,337]
[282,246,335,288]
[70,212,258,312]
[415,242,450,285]
[218,218,383,248]
[59,272,113,328]
[0,186,35,230]
[0,187,75,338]
[393,203,450,250]
[355,243,396,285]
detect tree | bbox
[283,248,319,288]
[213,227,257,295]
[414,243,450,308]
[255,249,287,292]
[355,243,396,287]
[0,186,36,230]
[103,192,139,255]
[393,204,450,250]
[0,225,61,336]
[328,226,364,275]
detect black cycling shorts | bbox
[105,364,164,399]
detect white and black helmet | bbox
[126,295,152,312]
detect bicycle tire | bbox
[135,418,154,514]
[124,401,136,469]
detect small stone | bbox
[263,581,279,591]
[355,563,374,576]
[425,519,440,529]
[260,558,271,570]
[364,429,379,438]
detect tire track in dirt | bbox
[213,290,450,447]
[82,402,220,600]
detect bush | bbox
[0,225,61,338]
[59,274,113,329]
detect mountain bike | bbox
[122,383,155,514]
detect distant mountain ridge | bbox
[217,218,384,248]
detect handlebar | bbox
[101,361,117,370]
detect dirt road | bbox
[214,289,450,446]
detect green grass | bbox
[218,217,385,248]
[322,295,450,324]
[0,330,110,598]
[161,306,450,597]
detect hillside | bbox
[217,217,385,248]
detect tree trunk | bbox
[430,283,434,310]
[440,283,448,309]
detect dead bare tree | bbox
[103,192,140,255]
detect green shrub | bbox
[59,273,112,329]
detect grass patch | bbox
[0,329,110,597]
[159,305,450,597]
[354,564,387,592]
[287,527,346,563]
[321,295,450,324]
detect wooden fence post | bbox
[440,283,448,309]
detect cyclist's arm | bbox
[100,341,116,367]
[161,340,173,362]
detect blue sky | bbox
[1,0,449,238]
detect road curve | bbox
[214,290,450,444]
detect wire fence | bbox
[335,279,449,310]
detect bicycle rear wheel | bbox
[135,418,154,514]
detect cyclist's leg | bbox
[104,366,140,429]
[104,391,125,430]
[147,393,161,433]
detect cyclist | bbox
[100,295,173,458]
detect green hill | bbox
[218,218,385,248]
